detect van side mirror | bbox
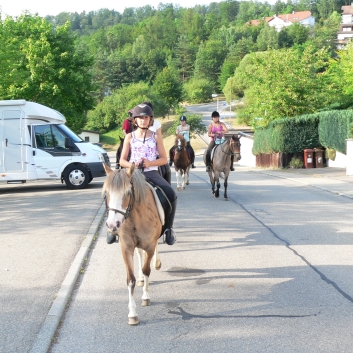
[65,137,73,149]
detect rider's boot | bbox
[230,155,235,171]
[164,199,177,245]
[205,151,211,172]
[107,232,117,244]
[169,148,174,166]
[191,151,196,168]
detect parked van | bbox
[0,100,110,189]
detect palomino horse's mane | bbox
[102,168,147,204]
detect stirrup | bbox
[163,228,176,245]
[107,231,119,244]
[192,164,196,168]
[169,161,173,166]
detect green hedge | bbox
[252,114,320,155]
[252,110,353,155]
[318,110,353,154]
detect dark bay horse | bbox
[172,134,191,190]
[203,135,241,200]
[103,163,162,325]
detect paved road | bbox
[0,178,106,353]
[49,159,353,353]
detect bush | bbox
[183,78,214,104]
[289,157,303,169]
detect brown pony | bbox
[203,135,241,200]
[173,134,191,190]
[103,163,162,325]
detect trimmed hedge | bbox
[252,110,353,155]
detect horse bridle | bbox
[221,139,241,158]
[106,182,135,220]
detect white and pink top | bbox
[130,132,158,172]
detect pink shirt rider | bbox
[211,125,224,142]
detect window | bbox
[34,125,69,150]
[85,136,90,142]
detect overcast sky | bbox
[0,0,241,18]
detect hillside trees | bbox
[226,45,335,127]
[0,14,94,132]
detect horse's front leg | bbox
[209,170,215,194]
[224,174,229,200]
[136,248,145,287]
[121,247,139,325]
[214,172,220,198]
[141,247,155,307]
[181,170,186,189]
[176,170,183,191]
[186,167,190,186]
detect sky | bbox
[0,0,234,18]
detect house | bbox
[337,4,353,48]
[248,11,315,32]
[79,129,101,144]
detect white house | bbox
[337,4,353,48]
[249,11,315,32]
[79,130,101,144]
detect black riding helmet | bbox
[132,104,154,128]
[180,115,187,121]
[211,111,220,118]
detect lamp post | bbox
[212,94,219,112]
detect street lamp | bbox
[212,94,219,112]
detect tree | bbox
[153,67,183,110]
[183,77,214,103]
[231,45,334,127]
[193,39,228,89]
[0,15,94,132]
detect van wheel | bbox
[64,165,90,189]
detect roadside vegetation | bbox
[1,0,351,145]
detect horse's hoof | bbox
[137,280,144,287]
[154,261,162,270]
[128,316,140,325]
[177,187,182,191]
[186,181,189,185]
[142,299,151,306]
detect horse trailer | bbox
[0,100,110,189]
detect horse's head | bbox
[102,163,145,234]
[175,134,186,153]
[230,135,241,160]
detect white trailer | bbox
[0,100,110,189]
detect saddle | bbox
[145,178,172,226]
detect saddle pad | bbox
[210,145,219,161]
[146,182,165,225]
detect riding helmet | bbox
[179,115,187,121]
[211,111,220,118]
[132,104,153,118]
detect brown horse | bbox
[203,135,241,200]
[103,163,162,325]
[173,134,191,190]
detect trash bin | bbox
[314,148,324,168]
[303,149,314,168]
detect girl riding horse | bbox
[118,103,177,246]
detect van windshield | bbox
[57,124,83,143]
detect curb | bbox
[29,201,107,353]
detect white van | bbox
[0,100,110,189]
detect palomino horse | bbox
[173,134,191,190]
[103,163,162,325]
[203,135,241,200]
